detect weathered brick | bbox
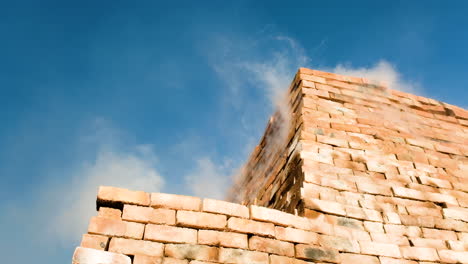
[80,234,109,250]
[98,186,150,206]
[370,233,410,246]
[356,182,392,196]
[124,221,145,239]
[109,237,164,257]
[249,236,295,257]
[379,257,417,264]
[72,247,131,264]
[318,235,360,253]
[438,249,468,263]
[151,208,176,225]
[133,255,162,264]
[218,248,269,264]
[275,226,318,244]
[443,207,468,221]
[122,204,152,223]
[295,244,341,263]
[422,228,457,240]
[202,198,249,218]
[145,224,197,244]
[98,207,122,219]
[151,193,201,211]
[165,244,218,262]
[227,217,275,237]
[341,253,379,264]
[409,238,446,249]
[250,205,310,229]
[198,230,248,249]
[162,258,188,264]
[176,210,226,230]
[363,221,384,233]
[392,186,425,200]
[303,197,346,216]
[359,241,401,258]
[400,246,439,262]
[88,216,126,236]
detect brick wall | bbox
[73,68,468,264]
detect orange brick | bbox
[218,248,269,264]
[443,207,468,221]
[370,233,410,246]
[88,216,126,236]
[124,221,145,239]
[318,235,360,253]
[227,217,275,237]
[249,236,294,257]
[275,226,318,244]
[269,255,310,264]
[357,182,392,196]
[392,186,425,200]
[109,237,164,257]
[176,210,226,230]
[202,198,249,218]
[151,208,176,225]
[80,234,109,250]
[406,206,442,217]
[145,224,197,244]
[250,205,311,229]
[400,246,439,262]
[303,197,346,216]
[122,204,152,223]
[419,175,452,189]
[363,221,384,233]
[151,193,201,211]
[409,238,446,249]
[98,186,150,206]
[422,228,457,240]
[359,241,401,258]
[379,257,417,264]
[72,247,131,264]
[165,244,218,262]
[198,230,248,249]
[341,253,379,264]
[133,255,162,264]
[98,207,122,219]
[438,249,468,263]
[295,244,341,263]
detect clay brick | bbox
[438,249,468,263]
[98,186,150,206]
[379,257,417,264]
[202,198,249,218]
[72,247,131,264]
[124,221,145,239]
[162,258,188,264]
[400,246,439,262]
[227,217,275,237]
[370,233,410,246]
[383,212,401,224]
[88,216,126,237]
[295,244,341,263]
[275,226,318,244]
[98,207,122,219]
[151,193,201,211]
[406,206,442,217]
[363,221,384,233]
[249,236,294,256]
[406,138,434,150]
[409,238,446,249]
[151,208,176,225]
[145,224,197,244]
[384,224,421,237]
[356,182,392,196]
[250,205,310,229]
[218,248,269,264]
[198,230,248,249]
[109,237,164,257]
[359,241,401,258]
[422,228,457,240]
[176,210,226,230]
[188,261,216,264]
[419,175,452,189]
[269,255,311,264]
[303,197,346,216]
[165,244,218,262]
[133,255,162,264]
[80,234,109,250]
[341,253,379,264]
[392,186,425,200]
[443,207,468,221]
[318,235,360,253]
[122,204,152,223]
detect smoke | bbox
[333,60,420,94]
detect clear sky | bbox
[1,0,467,262]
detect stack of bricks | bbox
[73,68,467,263]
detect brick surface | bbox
[80,234,109,250]
[275,226,318,244]
[218,248,269,264]
[295,244,341,263]
[341,253,380,264]
[88,216,126,237]
[227,217,275,237]
[165,244,218,262]
[151,192,201,211]
[145,224,197,244]
[98,186,150,206]
[176,210,227,230]
[98,207,122,219]
[249,236,295,257]
[400,246,439,262]
[250,205,311,229]
[359,241,401,258]
[133,255,162,264]
[72,247,131,264]
[108,237,164,257]
[198,230,248,249]
[203,198,249,218]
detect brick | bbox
[356,182,392,196]
[295,244,341,263]
[406,206,442,217]
[400,215,435,228]
[176,210,226,230]
[198,230,248,249]
[124,221,145,239]
[392,186,426,200]
[370,233,410,246]
[303,197,346,216]
[72,247,131,264]
[269,255,311,264]
[400,246,439,262]
[202,198,249,218]
[275,226,318,244]
[218,248,269,264]
[249,236,294,257]
[379,257,418,264]
[151,208,176,225]
[419,175,452,189]
[359,241,401,258]
[383,212,401,224]
[363,221,384,233]
[151,193,201,211]
[122,204,152,223]
[88,216,126,236]
[318,235,360,253]
[109,237,164,257]
[341,253,379,264]
[98,186,150,206]
[438,249,468,263]
[80,234,109,250]
[446,240,465,251]
[227,217,275,237]
[410,238,446,249]
[98,207,122,219]
[422,228,457,240]
[165,244,218,262]
[162,258,188,264]
[406,138,434,150]
[145,224,197,244]
[443,207,468,221]
[188,261,216,264]
[133,255,162,264]
[250,205,311,229]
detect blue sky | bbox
[1,0,467,263]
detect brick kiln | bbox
[72,68,468,264]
